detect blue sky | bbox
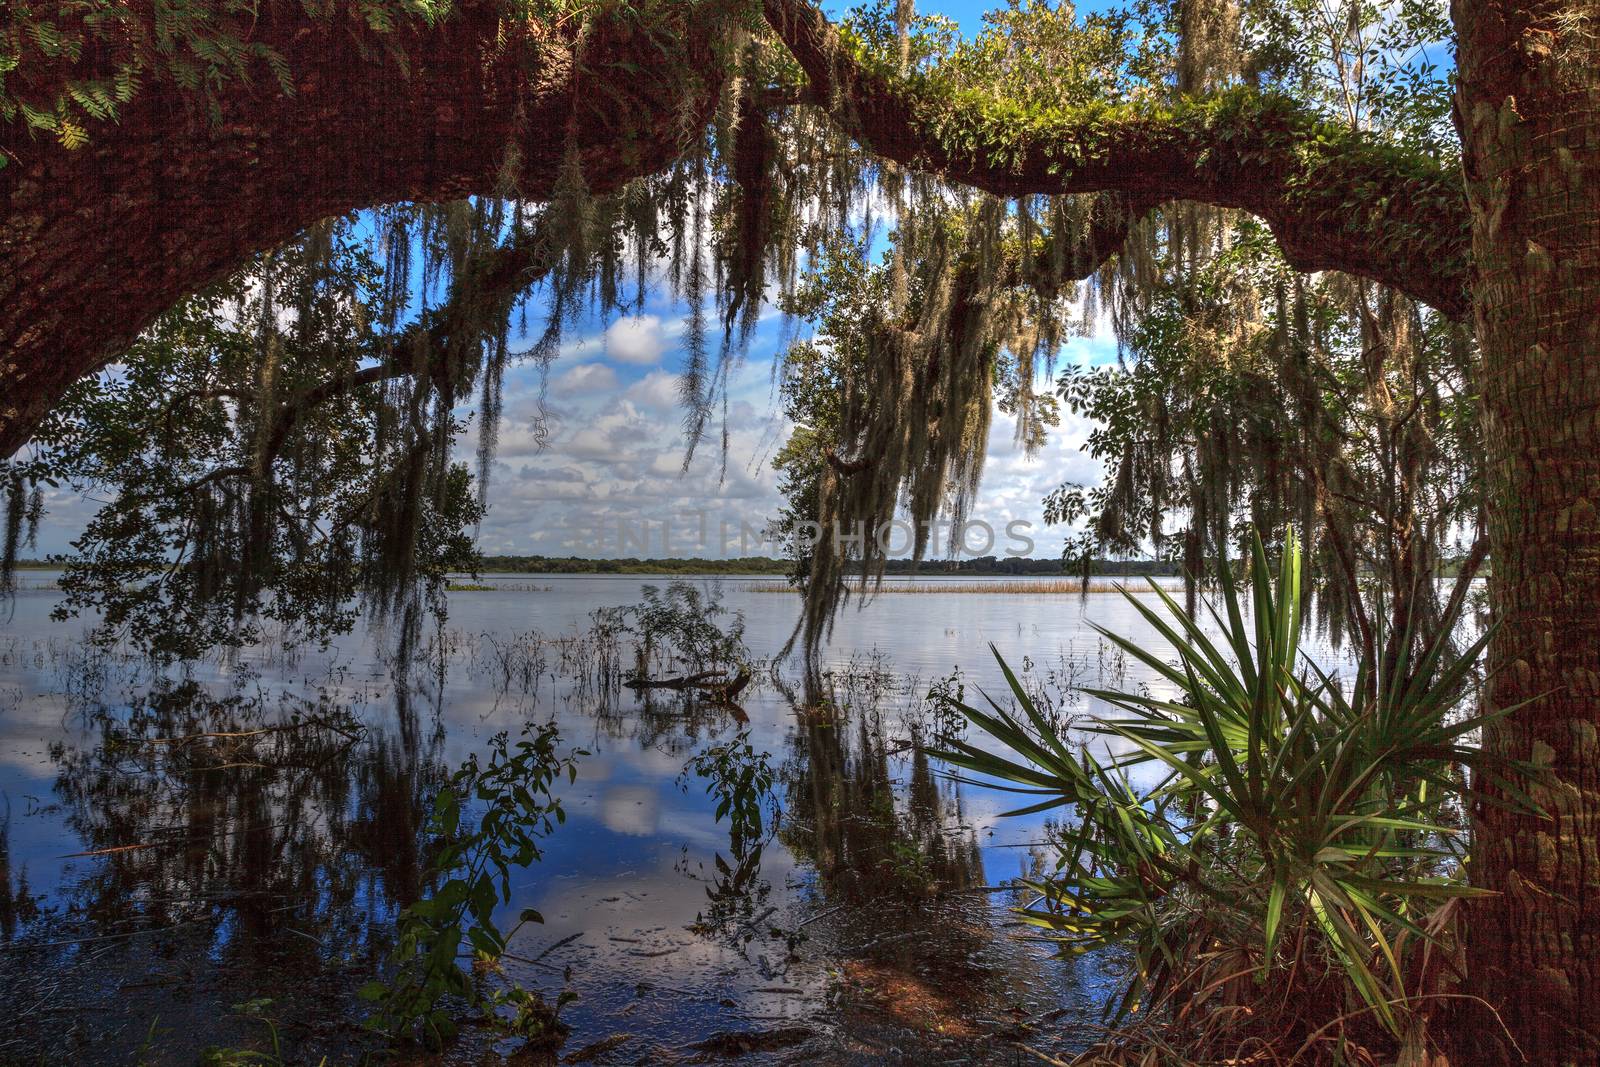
[436,272,1117,561]
[28,283,1118,561]
[28,0,1122,561]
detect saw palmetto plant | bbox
[934,530,1532,1064]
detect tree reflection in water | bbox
[0,812,41,942]
[0,620,1114,1065]
[763,671,1049,1060]
[780,669,985,904]
[1,673,448,1064]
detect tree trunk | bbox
[0,0,721,459]
[1456,2,1600,1063]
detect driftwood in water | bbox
[625,669,751,722]
[624,669,750,699]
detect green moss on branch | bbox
[763,0,1471,319]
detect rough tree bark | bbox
[0,0,723,458]
[1456,2,1600,1064]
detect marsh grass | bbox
[739,580,1132,595]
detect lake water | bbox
[0,572,1343,1065]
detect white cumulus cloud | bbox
[604,315,667,365]
[553,362,619,394]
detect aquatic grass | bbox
[739,579,1134,594]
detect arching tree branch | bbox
[761,0,1471,320]
[0,0,725,459]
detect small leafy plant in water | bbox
[630,581,750,677]
[922,665,968,742]
[362,721,585,1049]
[684,730,778,849]
[681,731,797,950]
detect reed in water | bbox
[738,580,1131,595]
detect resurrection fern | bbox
[1,0,693,164]
[0,0,452,162]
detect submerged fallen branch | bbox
[564,1034,633,1063]
[734,905,779,938]
[625,670,725,690]
[59,821,293,858]
[625,669,751,704]
[681,1026,811,1060]
[1013,1045,1073,1067]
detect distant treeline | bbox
[14,554,1486,579]
[477,555,793,575]
[473,554,1185,577]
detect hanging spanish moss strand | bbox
[789,193,1102,656]
[1,471,31,597]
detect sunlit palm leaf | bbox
[927,526,1531,1036]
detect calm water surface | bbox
[0,573,1344,1065]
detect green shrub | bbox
[933,530,1532,1063]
